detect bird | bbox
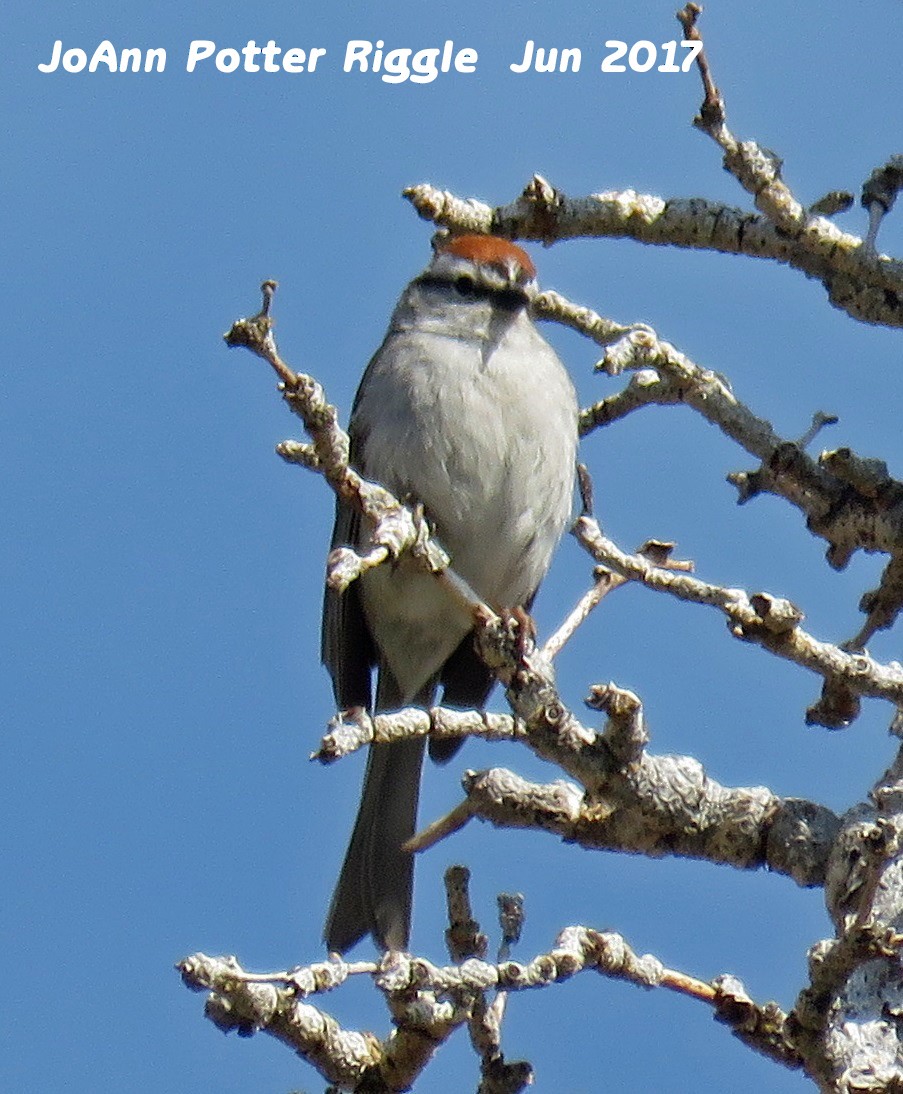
[322,233,579,953]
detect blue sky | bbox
[4,2,903,1091]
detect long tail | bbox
[323,676,431,953]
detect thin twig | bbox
[541,571,620,660]
[573,515,903,726]
[405,799,475,853]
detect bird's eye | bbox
[455,275,475,296]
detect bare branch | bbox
[473,611,839,884]
[233,275,903,662]
[224,285,505,640]
[405,799,475,853]
[405,179,903,329]
[177,928,803,1080]
[460,763,836,889]
[314,677,838,885]
[444,866,488,962]
[676,4,903,333]
[530,288,650,346]
[541,570,620,660]
[176,952,386,1090]
[585,682,648,765]
[542,541,693,662]
[224,282,350,478]
[212,32,903,1073]
[861,155,903,252]
[675,5,722,122]
[275,438,321,471]
[788,744,903,1087]
[565,315,903,660]
[677,4,807,236]
[496,894,525,960]
[314,706,525,763]
[710,975,802,1071]
[573,515,903,727]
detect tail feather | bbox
[323,673,433,953]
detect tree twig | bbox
[177,927,804,1079]
[573,515,903,727]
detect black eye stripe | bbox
[417,273,529,311]
[494,288,528,312]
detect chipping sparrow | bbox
[322,235,578,953]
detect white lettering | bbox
[145,48,165,72]
[511,41,580,73]
[261,40,282,71]
[344,40,372,72]
[345,39,477,82]
[410,47,440,84]
[281,46,326,72]
[186,40,216,72]
[510,40,534,73]
[38,40,62,72]
[186,39,324,73]
[39,40,166,73]
[382,47,412,84]
[216,48,240,73]
[89,40,117,73]
[241,41,262,72]
[560,47,581,72]
[119,46,143,73]
[533,47,557,73]
[63,48,87,73]
[628,41,655,72]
